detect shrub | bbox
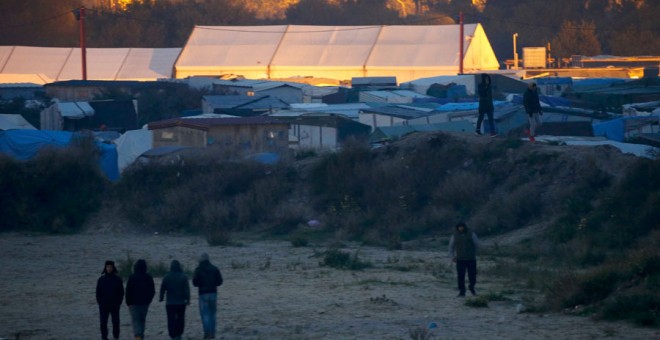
[599,292,660,326]
[465,295,489,307]
[320,248,371,270]
[0,137,106,233]
[117,255,171,279]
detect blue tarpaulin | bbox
[593,115,660,142]
[0,129,119,181]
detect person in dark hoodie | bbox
[96,260,124,340]
[160,260,190,340]
[476,73,497,136]
[523,81,543,141]
[126,259,155,340]
[447,222,481,297]
[193,253,223,339]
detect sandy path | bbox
[0,232,658,340]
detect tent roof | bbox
[176,24,499,83]
[0,114,37,130]
[0,46,180,84]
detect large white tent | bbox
[175,24,499,83]
[0,46,181,84]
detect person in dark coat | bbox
[476,73,496,136]
[160,260,190,340]
[96,260,124,340]
[523,82,543,141]
[448,222,481,297]
[193,253,223,339]
[126,259,155,340]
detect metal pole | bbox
[79,7,87,80]
[459,11,464,75]
[513,33,518,70]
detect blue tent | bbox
[0,130,119,181]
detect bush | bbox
[320,248,372,270]
[0,137,106,233]
[599,292,660,326]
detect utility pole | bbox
[458,11,464,75]
[74,7,87,80]
[513,33,519,70]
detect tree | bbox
[551,20,602,59]
[609,25,660,56]
[0,0,78,46]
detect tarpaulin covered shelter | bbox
[175,24,499,83]
[0,129,119,181]
[593,115,660,142]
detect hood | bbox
[102,260,117,274]
[170,260,182,273]
[133,259,147,274]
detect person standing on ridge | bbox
[523,82,543,142]
[476,73,497,137]
[448,222,481,297]
[193,253,224,339]
[126,259,155,340]
[96,260,124,340]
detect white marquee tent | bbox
[175,24,499,84]
[0,46,181,84]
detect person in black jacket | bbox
[193,253,223,339]
[447,222,481,297]
[476,73,497,136]
[96,260,124,340]
[523,82,543,141]
[126,259,155,340]
[160,260,190,340]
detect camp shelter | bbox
[175,24,499,84]
[593,115,660,142]
[0,114,37,130]
[0,46,180,84]
[202,95,290,116]
[369,121,474,143]
[0,129,119,181]
[278,114,371,150]
[148,116,289,154]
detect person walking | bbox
[160,260,190,340]
[126,259,155,340]
[448,222,481,297]
[476,73,497,137]
[96,260,124,340]
[523,82,543,142]
[193,253,224,339]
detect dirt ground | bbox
[1,229,658,340]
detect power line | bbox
[0,11,73,31]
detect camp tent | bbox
[0,46,181,84]
[0,129,119,181]
[175,24,499,83]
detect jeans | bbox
[129,304,150,337]
[166,304,186,339]
[528,112,542,136]
[99,304,120,340]
[456,259,477,295]
[199,293,218,338]
[476,110,495,134]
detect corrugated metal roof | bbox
[148,116,287,131]
[360,106,430,119]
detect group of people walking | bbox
[475,73,543,141]
[96,253,223,340]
